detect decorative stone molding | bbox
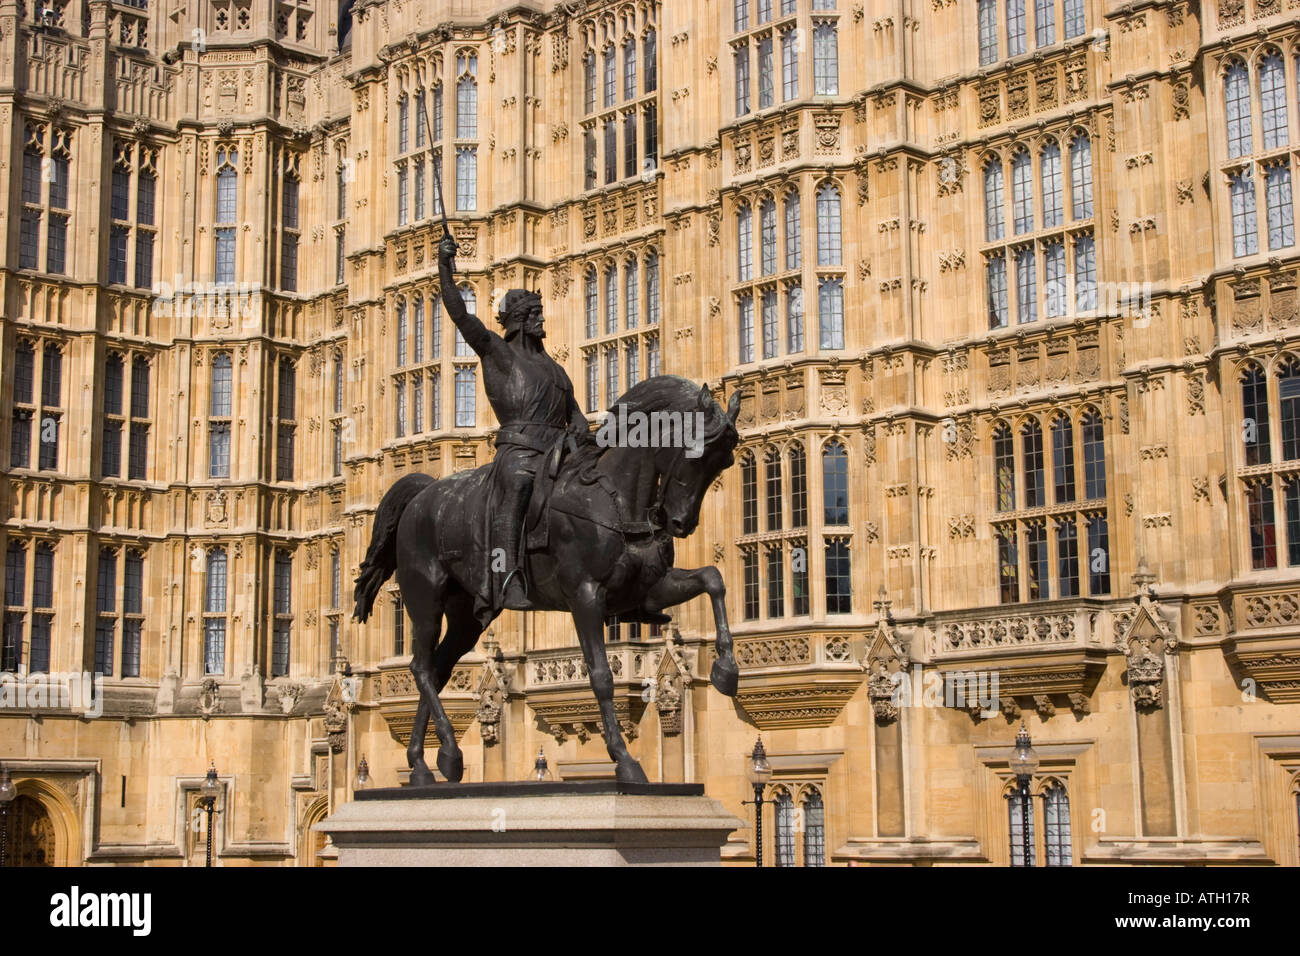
[866,590,909,725]
[1115,561,1180,711]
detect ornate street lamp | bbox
[0,766,15,868]
[1008,722,1040,866]
[533,747,551,782]
[354,755,371,792]
[199,763,221,868]
[742,737,773,867]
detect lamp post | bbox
[741,737,773,867]
[1008,722,1040,867]
[354,755,371,792]
[0,765,15,868]
[199,763,221,868]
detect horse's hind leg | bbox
[399,562,457,785]
[414,588,484,782]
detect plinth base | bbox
[314,781,743,867]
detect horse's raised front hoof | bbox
[615,755,649,785]
[710,656,739,697]
[437,748,464,783]
[409,759,436,787]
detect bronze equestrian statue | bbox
[353,235,742,785]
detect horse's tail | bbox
[353,473,436,622]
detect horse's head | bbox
[657,383,741,537]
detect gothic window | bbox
[1008,785,1036,865]
[1265,163,1295,251]
[995,422,1016,511]
[758,35,774,109]
[803,789,826,867]
[205,548,228,675]
[1073,234,1096,311]
[812,21,838,95]
[1040,142,1063,227]
[824,537,851,613]
[1081,409,1106,498]
[1261,52,1288,149]
[818,278,844,349]
[1225,59,1253,159]
[585,268,599,338]
[1087,515,1110,594]
[765,448,783,531]
[741,452,758,535]
[998,529,1019,603]
[209,352,233,478]
[1006,0,1027,57]
[456,54,478,138]
[816,183,842,265]
[272,550,292,677]
[393,596,405,656]
[787,284,805,353]
[275,357,296,481]
[738,291,759,361]
[781,28,798,101]
[984,159,1005,241]
[742,547,760,620]
[455,367,476,428]
[215,146,238,283]
[1248,481,1278,569]
[1034,0,1054,47]
[647,252,661,324]
[762,289,779,359]
[584,51,596,113]
[456,147,477,210]
[1243,363,1271,466]
[822,440,848,524]
[1051,416,1076,503]
[789,442,808,528]
[784,190,802,269]
[1015,248,1036,324]
[1022,418,1045,507]
[1011,150,1033,234]
[1069,133,1093,220]
[625,260,639,329]
[760,198,778,275]
[1057,517,1079,597]
[645,28,658,93]
[774,789,795,866]
[1025,521,1048,600]
[766,543,784,617]
[1042,780,1072,866]
[737,204,754,281]
[1063,0,1084,36]
[1280,358,1300,461]
[987,253,1009,328]
[978,0,998,65]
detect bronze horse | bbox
[353,375,742,784]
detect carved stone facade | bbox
[2,0,1300,868]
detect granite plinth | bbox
[315,781,743,867]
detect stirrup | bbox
[501,568,530,610]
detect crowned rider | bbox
[437,234,592,611]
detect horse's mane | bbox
[565,374,737,473]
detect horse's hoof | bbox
[409,760,436,787]
[437,748,464,783]
[615,756,649,785]
[710,657,739,697]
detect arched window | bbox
[1243,364,1271,466]
[1006,0,1026,57]
[1040,142,1063,227]
[825,537,851,613]
[984,158,1005,241]
[209,353,233,479]
[1042,781,1072,866]
[1051,416,1075,503]
[822,440,848,524]
[604,44,617,107]
[624,259,639,329]
[644,29,657,93]
[1068,133,1092,219]
[583,51,596,113]
[395,298,408,366]
[1022,418,1045,508]
[765,448,783,531]
[456,55,478,138]
[584,268,598,338]
[773,789,796,867]
[978,0,998,65]
[623,36,637,100]
[737,204,753,281]
[784,190,802,270]
[455,286,476,356]
[1260,53,1289,149]
[215,148,238,283]
[102,353,124,477]
[803,788,826,866]
[741,452,758,534]
[818,277,844,349]
[1011,150,1033,234]
[1225,59,1253,159]
[1008,783,1036,865]
[1279,358,1300,461]
[397,94,409,153]
[994,422,1016,512]
[1231,170,1259,257]
[204,548,227,675]
[646,252,661,324]
[604,267,618,334]
[789,442,808,528]
[1076,408,1107,502]
[816,183,842,265]
[812,21,838,95]
[760,198,777,274]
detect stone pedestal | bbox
[314,781,743,866]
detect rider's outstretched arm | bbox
[438,234,493,356]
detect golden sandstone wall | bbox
[0,0,1299,866]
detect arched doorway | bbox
[8,794,55,866]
